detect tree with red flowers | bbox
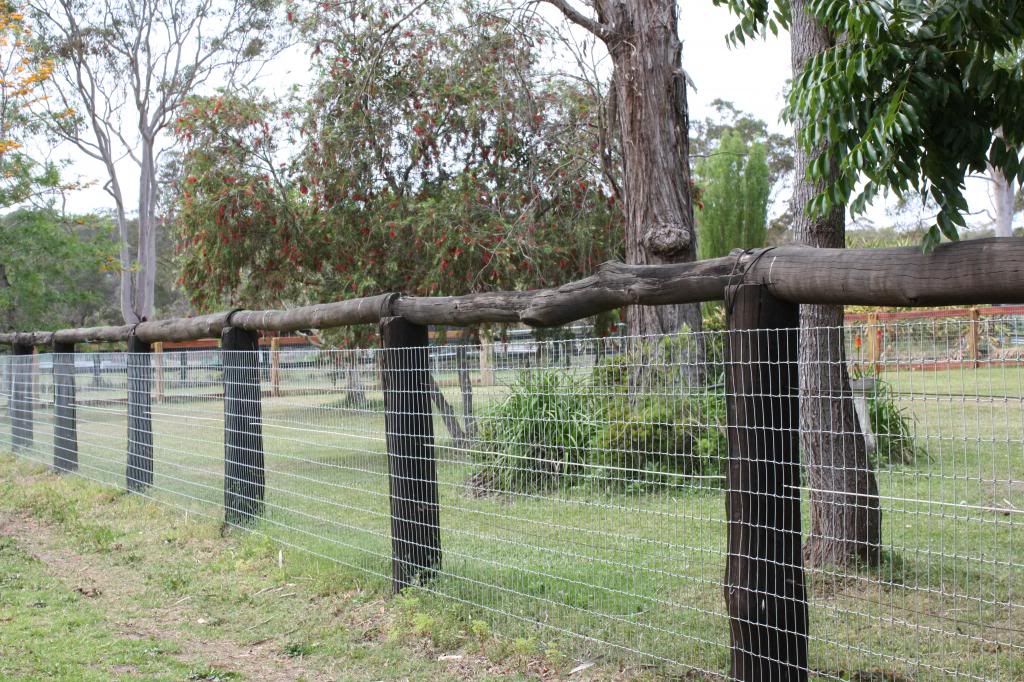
[172,1,620,316]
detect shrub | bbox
[868,379,924,466]
[473,370,597,494]
[589,391,727,491]
[472,335,728,496]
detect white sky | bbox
[54,0,1000,232]
[681,2,791,128]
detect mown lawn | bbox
[0,457,618,681]
[0,531,204,682]
[1,359,1022,680]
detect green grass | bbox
[2,363,1023,680]
[0,459,607,680]
[0,531,204,681]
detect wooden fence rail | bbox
[4,236,1024,682]
[2,238,1024,347]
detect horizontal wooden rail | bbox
[845,304,1024,322]
[3,238,1024,347]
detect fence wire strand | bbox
[0,318,1021,679]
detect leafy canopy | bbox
[695,131,770,259]
[0,3,65,207]
[0,209,118,331]
[172,1,621,319]
[713,0,1024,250]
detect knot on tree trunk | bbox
[644,221,691,256]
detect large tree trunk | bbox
[791,0,881,569]
[599,0,700,338]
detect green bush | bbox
[589,336,727,488]
[868,379,925,466]
[472,336,728,496]
[589,391,727,491]
[474,371,597,494]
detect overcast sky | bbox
[55,0,998,232]
[681,2,790,128]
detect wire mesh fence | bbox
[0,319,1021,679]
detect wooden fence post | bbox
[724,284,807,682]
[866,311,881,373]
[126,334,154,492]
[52,341,78,472]
[153,341,165,402]
[222,326,266,525]
[968,308,981,368]
[380,316,441,592]
[270,336,281,397]
[11,343,34,452]
[31,347,40,401]
[479,327,495,387]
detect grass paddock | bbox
[1,358,1022,680]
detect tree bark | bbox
[547,0,700,337]
[457,328,477,440]
[992,168,1015,238]
[136,140,159,322]
[989,131,1016,238]
[791,0,881,569]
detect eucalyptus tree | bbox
[541,0,700,337]
[26,0,281,324]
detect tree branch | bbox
[539,0,612,42]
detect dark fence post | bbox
[380,316,441,592]
[724,284,807,681]
[11,343,33,452]
[52,341,78,472]
[126,334,154,492]
[222,326,265,525]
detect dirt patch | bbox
[0,511,333,682]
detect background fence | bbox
[847,305,1024,371]
[1,317,1022,679]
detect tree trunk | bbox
[426,373,467,448]
[0,262,11,329]
[597,0,701,338]
[343,352,367,405]
[992,170,1015,237]
[457,328,476,441]
[791,0,881,569]
[479,326,495,386]
[101,155,138,325]
[136,140,158,322]
[989,131,1016,238]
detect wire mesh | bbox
[0,319,1020,680]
